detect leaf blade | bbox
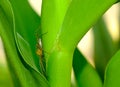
[9,0,41,71]
[73,49,103,87]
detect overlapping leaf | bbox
[0,0,49,86]
[93,18,118,80]
[73,49,102,87]
[9,0,41,72]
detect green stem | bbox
[41,0,71,86]
[42,0,117,87]
[41,0,71,56]
[47,46,73,87]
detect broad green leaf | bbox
[73,49,102,87]
[93,18,118,81]
[58,0,117,52]
[0,0,49,86]
[9,0,41,72]
[104,50,120,87]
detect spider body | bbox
[36,39,43,58]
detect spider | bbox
[35,29,47,76]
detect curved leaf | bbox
[16,33,38,72]
[93,18,118,80]
[73,49,103,87]
[58,0,117,51]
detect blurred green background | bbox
[0,0,119,87]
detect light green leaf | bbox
[58,0,117,52]
[16,33,38,72]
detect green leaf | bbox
[58,0,117,52]
[16,33,38,72]
[93,18,118,80]
[73,49,103,87]
[0,0,49,86]
[9,0,41,72]
[104,50,120,87]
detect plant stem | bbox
[47,45,73,87]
